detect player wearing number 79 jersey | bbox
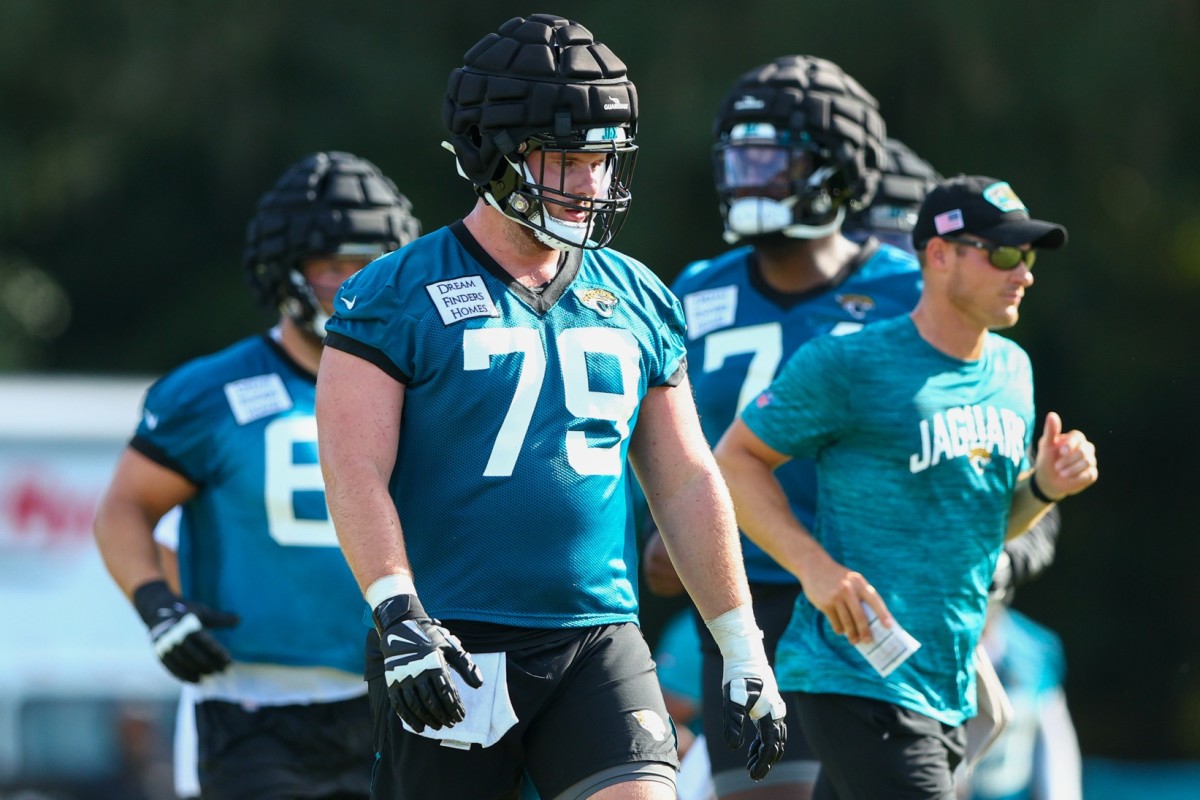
[328,220,691,624]
[317,16,785,798]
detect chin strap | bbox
[478,170,592,252]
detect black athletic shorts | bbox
[194,694,372,800]
[796,692,967,800]
[695,581,818,795]
[366,621,679,799]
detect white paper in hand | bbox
[854,602,921,677]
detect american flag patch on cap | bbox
[934,209,965,234]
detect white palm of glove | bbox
[723,663,787,722]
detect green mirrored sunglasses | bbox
[942,236,1037,270]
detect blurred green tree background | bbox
[3,0,1198,760]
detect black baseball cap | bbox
[912,174,1067,252]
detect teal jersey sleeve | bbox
[740,333,853,460]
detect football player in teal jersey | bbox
[641,56,915,800]
[715,175,1098,798]
[93,151,420,800]
[315,14,786,800]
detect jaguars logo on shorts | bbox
[575,287,619,318]
[631,709,669,742]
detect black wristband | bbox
[1028,473,1059,505]
[132,579,177,627]
[373,593,427,632]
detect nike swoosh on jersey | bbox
[341,296,357,309]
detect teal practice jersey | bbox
[673,240,921,583]
[132,334,365,675]
[741,316,1035,725]
[324,221,687,629]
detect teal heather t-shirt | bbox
[740,315,1034,725]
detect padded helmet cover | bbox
[243,151,420,333]
[870,138,942,214]
[714,55,887,212]
[442,14,638,196]
[844,138,942,241]
[243,151,419,307]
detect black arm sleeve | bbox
[1006,503,1061,587]
[991,503,1062,604]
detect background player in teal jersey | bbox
[714,174,1098,798]
[315,14,786,800]
[640,56,913,800]
[93,151,420,799]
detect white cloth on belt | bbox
[401,651,518,749]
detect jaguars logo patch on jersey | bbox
[836,293,876,320]
[575,287,619,318]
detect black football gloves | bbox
[132,579,239,683]
[373,593,483,733]
[722,674,788,781]
[706,606,788,781]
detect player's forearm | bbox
[652,468,751,619]
[1007,471,1058,540]
[323,461,412,593]
[714,443,823,584]
[93,498,167,600]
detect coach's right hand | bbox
[132,579,239,683]
[373,593,484,733]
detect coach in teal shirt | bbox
[714,175,1099,797]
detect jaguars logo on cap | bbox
[982,182,1028,213]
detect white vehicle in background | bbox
[0,375,179,795]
